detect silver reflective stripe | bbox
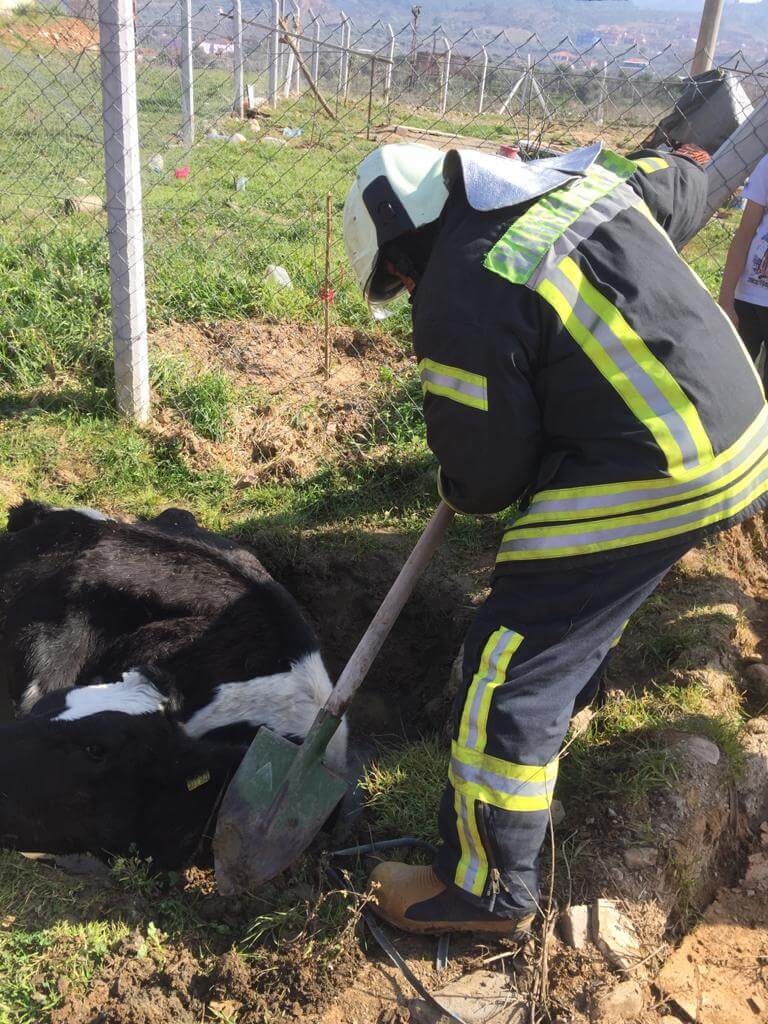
[451,756,552,801]
[464,629,514,750]
[529,185,642,289]
[548,264,703,471]
[528,410,768,517]
[457,793,484,893]
[501,461,768,554]
[420,367,487,405]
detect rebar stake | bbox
[324,191,332,378]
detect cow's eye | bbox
[84,744,106,762]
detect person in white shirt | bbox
[720,153,768,385]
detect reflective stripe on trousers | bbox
[452,627,558,897]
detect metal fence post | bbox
[384,23,394,107]
[179,0,194,145]
[439,36,451,115]
[232,0,244,116]
[478,44,488,114]
[98,0,149,423]
[268,0,279,106]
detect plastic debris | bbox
[206,130,227,140]
[262,135,287,146]
[228,132,247,144]
[263,264,292,289]
[282,126,303,139]
[175,166,190,180]
[235,176,248,192]
[148,154,164,172]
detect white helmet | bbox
[343,143,449,309]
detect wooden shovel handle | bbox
[325,502,455,717]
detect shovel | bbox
[213,502,455,895]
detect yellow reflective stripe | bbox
[452,741,559,784]
[498,449,768,560]
[419,358,488,412]
[634,156,668,174]
[558,257,713,468]
[458,628,524,753]
[532,405,768,504]
[450,774,555,813]
[517,424,768,526]
[611,618,630,649]
[453,791,487,895]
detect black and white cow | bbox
[0,501,348,867]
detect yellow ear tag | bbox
[186,769,211,792]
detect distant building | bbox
[550,50,579,66]
[575,31,602,49]
[198,40,235,56]
[620,56,650,71]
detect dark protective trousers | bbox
[433,538,695,917]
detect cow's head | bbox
[0,673,245,867]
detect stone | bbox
[622,846,658,871]
[744,662,768,700]
[739,722,768,828]
[570,706,594,736]
[228,132,247,143]
[559,905,591,949]
[591,899,642,971]
[550,799,566,827]
[589,979,644,1022]
[743,851,768,890]
[63,194,104,215]
[408,970,526,1023]
[674,733,721,767]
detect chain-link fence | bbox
[1,0,767,474]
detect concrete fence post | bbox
[232,0,244,116]
[179,0,194,145]
[596,60,608,127]
[384,22,394,106]
[98,0,150,423]
[478,44,488,114]
[338,11,350,101]
[439,36,451,115]
[291,0,300,93]
[310,8,321,84]
[268,0,279,106]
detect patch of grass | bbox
[360,737,449,846]
[151,355,239,442]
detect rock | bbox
[408,970,526,1023]
[570,706,594,736]
[739,721,768,828]
[745,662,768,700]
[263,264,292,289]
[589,979,644,1022]
[262,135,288,145]
[743,851,768,891]
[63,194,104,215]
[673,733,721,767]
[559,905,591,949]
[591,899,642,971]
[228,132,247,143]
[53,853,110,877]
[247,119,261,132]
[550,799,566,827]
[622,846,658,870]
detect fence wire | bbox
[0,1,766,486]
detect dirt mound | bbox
[0,16,98,52]
[151,319,413,481]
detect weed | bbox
[151,354,238,442]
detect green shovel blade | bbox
[213,721,348,895]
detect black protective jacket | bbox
[411,149,768,571]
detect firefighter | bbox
[342,138,768,936]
